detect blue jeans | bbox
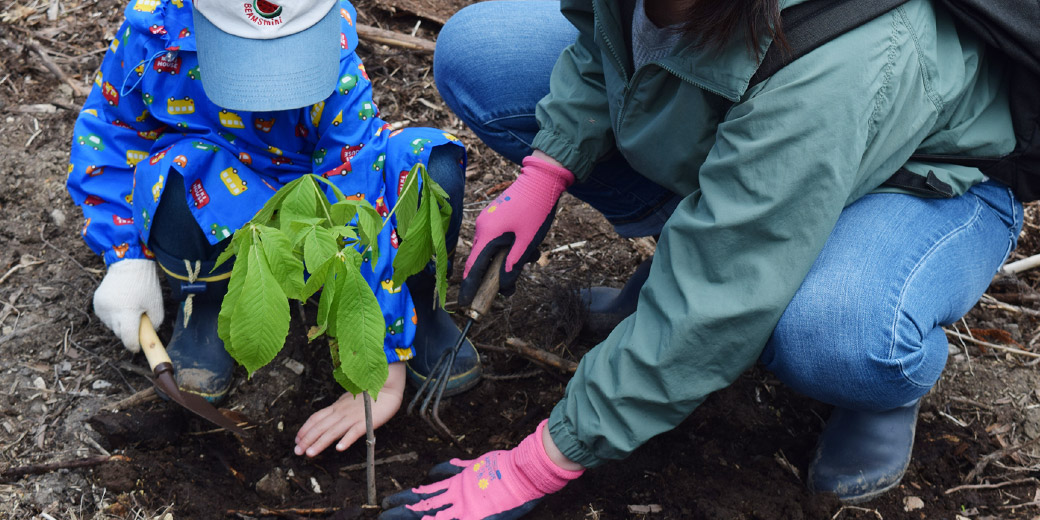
[434,1,1023,411]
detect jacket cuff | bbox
[531,129,597,183]
[547,404,606,469]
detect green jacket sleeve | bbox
[530,0,616,179]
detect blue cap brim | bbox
[193,6,340,112]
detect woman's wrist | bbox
[541,421,585,471]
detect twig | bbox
[946,477,1038,494]
[0,454,130,481]
[339,452,418,473]
[225,507,339,517]
[356,24,435,53]
[505,338,578,373]
[944,329,1040,359]
[948,396,993,410]
[832,505,882,519]
[101,387,158,412]
[0,256,44,287]
[1000,253,1040,276]
[965,436,1040,482]
[26,40,90,97]
[0,318,58,347]
[980,294,1040,317]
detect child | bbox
[67,0,481,457]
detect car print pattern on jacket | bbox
[66,0,464,363]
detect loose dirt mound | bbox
[3,1,1040,519]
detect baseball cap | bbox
[192,0,341,112]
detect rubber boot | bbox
[162,273,235,404]
[580,256,652,340]
[404,270,482,397]
[808,399,922,503]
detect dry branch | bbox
[505,338,578,373]
[26,40,90,97]
[356,23,435,53]
[0,454,130,481]
[965,436,1040,482]
[1000,253,1040,276]
[225,507,339,518]
[944,329,1040,359]
[339,451,418,473]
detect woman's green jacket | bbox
[534,0,1014,468]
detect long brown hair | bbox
[678,0,788,59]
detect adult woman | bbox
[381,0,1020,516]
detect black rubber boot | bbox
[808,399,922,503]
[580,256,652,340]
[161,270,235,404]
[404,271,482,397]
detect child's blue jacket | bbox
[67,0,464,363]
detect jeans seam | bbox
[888,198,983,388]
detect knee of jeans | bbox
[765,303,938,411]
[433,4,489,115]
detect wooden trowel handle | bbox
[466,250,507,322]
[139,314,172,370]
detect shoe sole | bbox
[405,358,483,398]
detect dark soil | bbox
[4,1,1040,519]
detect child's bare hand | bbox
[294,362,406,458]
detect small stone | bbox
[58,361,72,375]
[50,209,66,227]
[282,358,305,376]
[255,468,290,500]
[92,380,113,390]
[309,477,322,494]
[903,496,924,511]
[33,377,46,390]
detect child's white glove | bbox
[93,259,164,353]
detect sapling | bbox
[214,163,451,505]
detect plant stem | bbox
[364,391,377,506]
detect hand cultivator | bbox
[138,314,248,436]
[407,251,506,440]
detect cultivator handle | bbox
[139,314,171,370]
[466,250,507,321]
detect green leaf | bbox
[391,193,432,288]
[257,225,305,300]
[329,199,361,228]
[329,338,362,395]
[312,173,349,202]
[304,227,340,275]
[228,244,290,376]
[316,259,341,338]
[330,258,388,396]
[395,164,421,238]
[213,225,252,271]
[286,217,324,246]
[217,234,255,352]
[281,178,322,224]
[426,185,449,309]
[252,175,305,224]
[301,251,339,302]
[355,204,382,267]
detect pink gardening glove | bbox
[459,155,574,306]
[379,420,584,520]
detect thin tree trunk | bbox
[363,391,377,506]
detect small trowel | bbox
[138,314,248,436]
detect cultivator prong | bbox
[407,320,473,441]
[407,251,505,441]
